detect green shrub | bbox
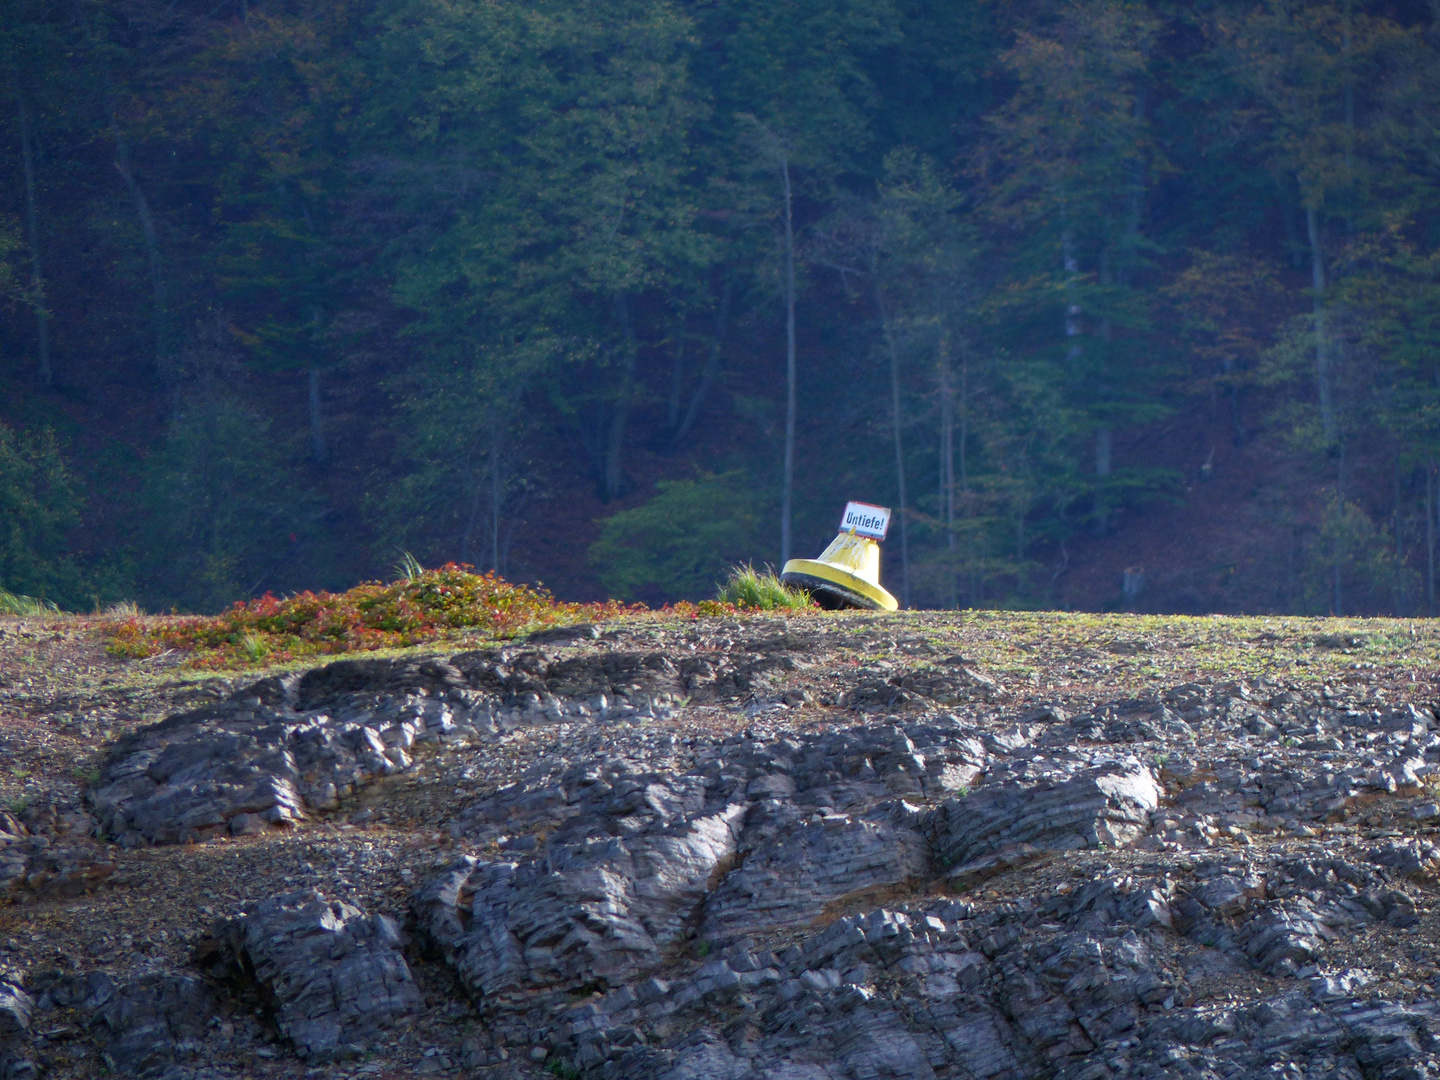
[1301,495,1409,615]
[0,424,84,606]
[589,473,763,601]
[139,387,321,613]
[716,564,813,611]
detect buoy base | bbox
[781,559,898,612]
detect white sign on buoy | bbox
[840,501,891,541]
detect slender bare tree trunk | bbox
[937,330,957,609]
[1393,448,1404,613]
[112,149,168,370]
[1343,6,1355,237]
[876,286,909,607]
[780,154,797,565]
[1306,204,1337,445]
[1427,466,1435,616]
[959,344,973,602]
[490,409,503,573]
[1014,515,1025,593]
[672,281,730,447]
[79,3,170,374]
[15,90,50,387]
[460,440,482,565]
[1095,307,1114,479]
[199,351,220,561]
[307,368,327,464]
[666,309,685,431]
[1095,427,1112,476]
[1061,224,1081,365]
[1097,91,1146,485]
[460,406,510,572]
[1433,461,1440,616]
[604,293,637,501]
[1333,443,1346,616]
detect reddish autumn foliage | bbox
[105,564,749,669]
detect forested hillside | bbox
[2,0,1439,615]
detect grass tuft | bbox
[394,550,426,583]
[716,564,814,611]
[0,589,60,617]
[238,633,270,663]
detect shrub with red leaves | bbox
[105,564,752,669]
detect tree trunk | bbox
[1333,443,1346,615]
[666,309,685,431]
[308,368,327,464]
[1394,448,1404,613]
[1306,204,1337,445]
[15,90,50,388]
[199,356,220,561]
[1014,514,1025,594]
[1095,92,1143,492]
[490,408,504,573]
[1343,11,1354,236]
[780,154,797,566]
[80,0,170,377]
[1061,224,1082,365]
[1282,198,1303,269]
[672,281,730,447]
[876,285,909,607]
[937,331,956,609]
[604,293,637,501]
[1427,466,1435,616]
[460,437,483,566]
[112,152,168,373]
[960,343,972,603]
[460,406,511,572]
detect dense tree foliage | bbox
[4,0,1440,615]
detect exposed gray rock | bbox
[701,809,930,941]
[415,789,748,998]
[541,879,1440,1080]
[393,663,1440,1079]
[0,801,114,900]
[91,645,809,846]
[0,977,29,1041]
[0,970,33,1080]
[56,640,1440,1078]
[93,974,216,1076]
[29,969,213,1077]
[194,889,421,1061]
[91,668,474,845]
[405,703,1191,1075]
[925,764,1161,878]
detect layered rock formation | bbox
[5,617,1440,1078]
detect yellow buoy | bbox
[781,502,898,611]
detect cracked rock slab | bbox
[924,764,1162,874]
[194,889,421,1061]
